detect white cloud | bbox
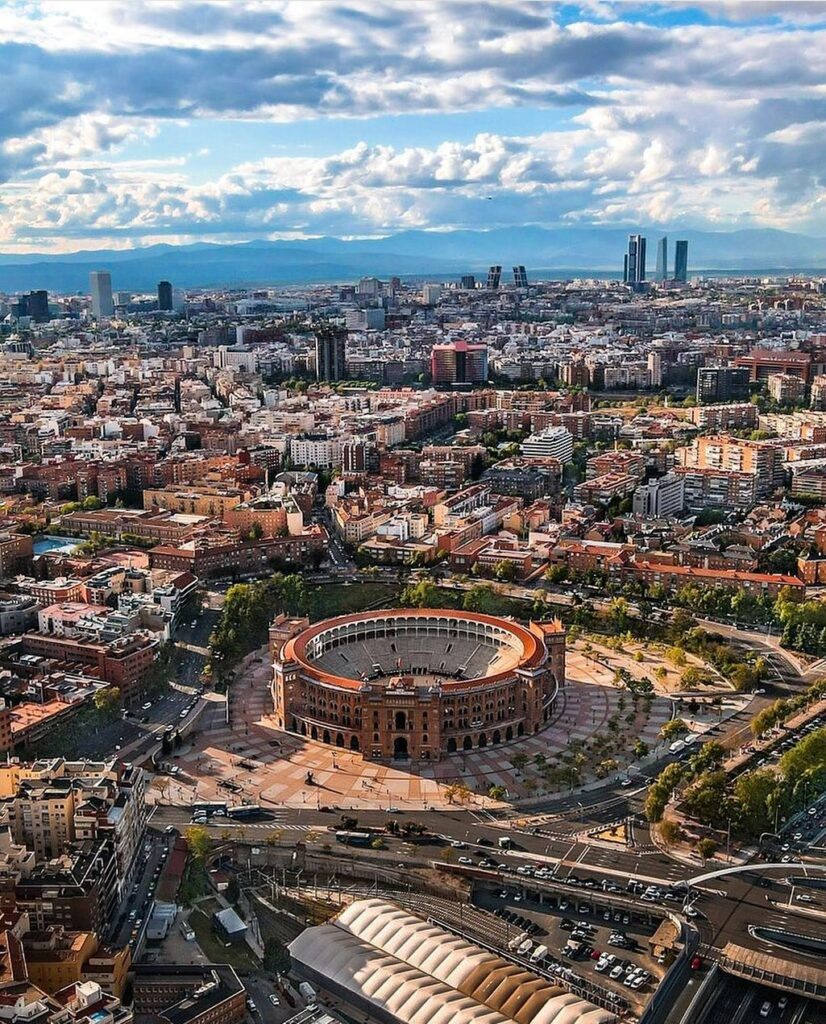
[2,2,826,247]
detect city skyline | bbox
[2,1,826,254]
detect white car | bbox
[759,1001,772,1018]
[269,994,280,1007]
[142,702,152,711]
[796,893,815,903]
[457,857,473,865]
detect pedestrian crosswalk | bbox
[203,818,314,832]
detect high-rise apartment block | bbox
[430,339,488,385]
[89,271,114,318]
[696,366,751,404]
[520,426,575,464]
[314,326,347,381]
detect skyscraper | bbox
[655,237,667,281]
[26,290,49,322]
[157,280,173,311]
[512,265,528,288]
[314,326,347,382]
[89,271,114,318]
[674,240,689,283]
[624,235,646,287]
[486,266,502,290]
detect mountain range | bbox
[2,226,826,293]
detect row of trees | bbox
[751,677,826,737]
[208,574,310,683]
[646,726,826,840]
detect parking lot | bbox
[474,879,667,1012]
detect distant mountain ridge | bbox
[2,226,826,292]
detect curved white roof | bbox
[288,898,615,1024]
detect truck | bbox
[498,836,513,849]
[669,740,686,755]
[298,982,316,1002]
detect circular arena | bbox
[271,609,565,761]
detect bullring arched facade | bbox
[270,609,565,761]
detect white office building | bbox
[632,473,685,517]
[520,426,574,464]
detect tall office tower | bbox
[674,240,688,283]
[157,280,173,311]
[625,234,646,286]
[314,325,347,382]
[89,271,114,318]
[27,290,49,321]
[655,237,668,281]
[486,265,502,289]
[460,275,476,290]
[513,265,528,288]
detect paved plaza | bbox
[151,649,676,813]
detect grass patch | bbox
[307,580,399,618]
[188,906,259,973]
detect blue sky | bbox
[1,0,826,252]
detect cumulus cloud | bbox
[1,1,826,248]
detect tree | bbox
[633,740,650,759]
[734,768,785,838]
[494,560,518,583]
[248,521,264,541]
[660,718,689,742]
[666,647,687,668]
[544,564,569,584]
[696,838,717,863]
[659,818,683,849]
[510,752,529,773]
[94,687,121,719]
[462,584,507,615]
[400,578,439,608]
[263,937,291,975]
[488,784,506,800]
[683,771,731,828]
[185,825,211,862]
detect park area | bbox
[568,633,729,696]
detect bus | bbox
[334,830,374,846]
[192,801,227,817]
[228,804,263,821]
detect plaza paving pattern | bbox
[152,652,674,813]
